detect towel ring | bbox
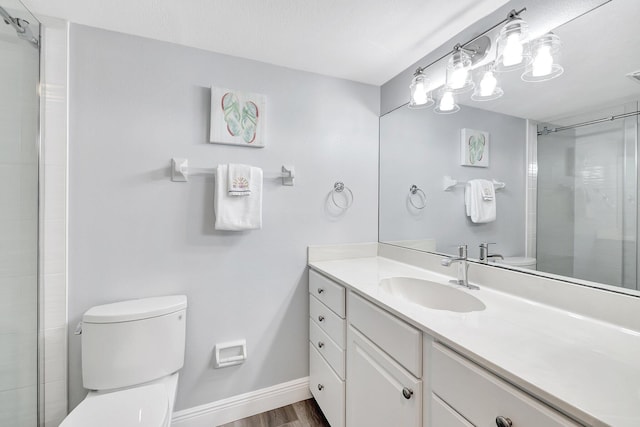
[332,181,354,209]
[408,185,427,209]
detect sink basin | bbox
[379,277,485,313]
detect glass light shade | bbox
[434,90,460,114]
[408,71,434,109]
[471,64,504,101]
[495,17,532,72]
[445,50,474,94]
[522,33,564,82]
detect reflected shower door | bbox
[0,1,40,426]
[537,103,639,290]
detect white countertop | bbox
[309,256,640,427]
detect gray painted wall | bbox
[379,104,526,259]
[68,24,379,411]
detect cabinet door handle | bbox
[318,341,324,348]
[495,416,513,427]
[318,315,325,322]
[317,384,324,391]
[317,288,325,294]
[402,387,413,399]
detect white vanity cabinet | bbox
[308,270,346,427]
[429,342,582,427]
[346,292,423,427]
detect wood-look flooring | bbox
[218,398,331,427]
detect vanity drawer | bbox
[348,291,422,378]
[431,394,473,427]
[310,343,345,427]
[310,320,345,379]
[309,270,346,318]
[431,343,581,427]
[310,295,346,348]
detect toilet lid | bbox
[499,257,537,266]
[60,384,169,427]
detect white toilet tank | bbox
[81,295,187,391]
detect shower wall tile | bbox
[43,274,66,331]
[0,332,38,392]
[42,220,65,276]
[43,327,66,384]
[0,276,37,334]
[40,21,69,426]
[0,385,38,427]
[43,165,66,221]
[43,380,66,427]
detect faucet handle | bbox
[457,244,468,258]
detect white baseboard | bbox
[171,377,311,427]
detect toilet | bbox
[60,295,188,427]
[496,256,537,270]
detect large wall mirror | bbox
[379,0,640,296]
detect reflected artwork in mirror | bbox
[379,0,640,296]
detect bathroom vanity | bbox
[307,244,640,427]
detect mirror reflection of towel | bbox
[465,179,496,223]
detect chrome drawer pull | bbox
[318,315,325,322]
[317,288,325,294]
[495,416,513,427]
[317,384,324,391]
[318,341,325,348]
[402,387,413,399]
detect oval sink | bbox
[379,277,485,313]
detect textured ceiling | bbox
[21,0,510,85]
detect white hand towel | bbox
[214,164,263,230]
[227,163,252,196]
[465,179,496,223]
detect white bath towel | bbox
[227,163,252,196]
[215,164,262,230]
[465,179,496,223]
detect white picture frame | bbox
[460,128,489,167]
[210,86,266,148]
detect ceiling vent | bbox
[627,70,640,85]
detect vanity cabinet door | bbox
[346,326,422,427]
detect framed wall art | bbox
[210,87,266,148]
[460,128,489,167]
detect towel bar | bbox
[171,158,295,186]
[442,175,506,192]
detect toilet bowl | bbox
[60,295,187,427]
[495,256,537,270]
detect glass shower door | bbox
[537,103,639,290]
[0,1,40,425]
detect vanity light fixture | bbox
[407,7,564,112]
[521,32,564,82]
[408,68,434,109]
[471,63,504,101]
[495,10,532,72]
[434,89,460,114]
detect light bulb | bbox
[532,45,553,77]
[480,71,497,96]
[503,32,524,67]
[411,80,428,104]
[450,66,468,90]
[439,91,455,112]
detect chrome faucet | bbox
[441,245,478,290]
[479,242,504,264]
